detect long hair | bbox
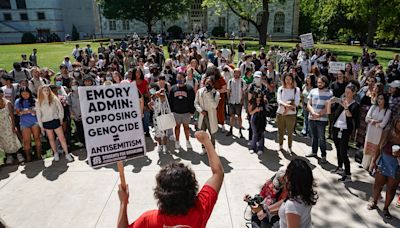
[154,162,198,215]
[282,72,297,89]
[37,85,56,106]
[285,158,318,206]
[18,87,35,107]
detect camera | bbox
[246,194,264,206]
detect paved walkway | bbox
[0,123,400,228]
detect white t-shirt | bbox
[279,199,312,228]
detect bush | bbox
[167,25,183,39]
[48,33,61,42]
[21,32,36,44]
[212,26,225,37]
[72,25,79,41]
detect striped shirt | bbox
[307,88,333,121]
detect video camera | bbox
[245,194,264,207]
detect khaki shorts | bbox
[173,113,191,125]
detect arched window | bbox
[273,12,285,33]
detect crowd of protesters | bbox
[0,33,400,225]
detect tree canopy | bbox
[97,0,193,33]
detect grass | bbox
[0,39,399,71]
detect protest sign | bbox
[329,62,346,74]
[300,33,314,49]
[79,83,146,168]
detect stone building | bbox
[0,0,299,44]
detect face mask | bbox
[106,76,112,81]
[72,85,78,91]
[206,84,213,92]
[73,71,80,77]
[177,79,184,85]
[254,78,261,85]
[180,63,185,67]
[56,81,63,87]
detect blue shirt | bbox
[15,98,38,127]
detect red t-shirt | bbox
[129,185,218,228]
[136,80,148,95]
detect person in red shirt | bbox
[117,131,224,228]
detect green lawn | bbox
[0,40,399,71]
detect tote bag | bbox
[156,99,176,131]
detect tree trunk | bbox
[147,22,153,34]
[367,1,379,47]
[259,0,269,46]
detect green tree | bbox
[202,0,285,45]
[71,25,79,41]
[97,0,193,34]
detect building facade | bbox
[0,0,299,44]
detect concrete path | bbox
[1,123,400,228]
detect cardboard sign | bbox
[300,33,314,49]
[79,83,146,168]
[329,62,346,74]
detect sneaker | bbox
[257,150,263,155]
[53,153,60,162]
[221,125,226,133]
[162,145,167,153]
[339,175,352,183]
[17,153,25,163]
[175,141,180,149]
[157,145,163,153]
[65,153,74,162]
[169,135,176,141]
[186,140,192,149]
[321,157,327,164]
[5,155,13,165]
[330,167,344,174]
[200,148,207,155]
[226,130,232,136]
[305,153,317,158]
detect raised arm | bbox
[195,131,224,193]
[117,184,129,228]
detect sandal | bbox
[367,202,378,210]
[383,209,392,219]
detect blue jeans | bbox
[142,110,150,134]
[251,115,264,152]
[309,120,327,157]
[302,109,310,135]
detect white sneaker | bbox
[186,140,192,149]
[65,153,74,162]
[175,141,180,149]
[157,145,163,153]
[162,145,167,153]
[53,153,60,162]
[257,150,263,155]
[221,125,226,132]
[17,153,25,162]
[200,148,207,155]
[5,155,13,165]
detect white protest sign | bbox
[329,62,346,74]
[79,83,146,168]
[300,33,314,49]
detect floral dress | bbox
[0,99,21,154]
[152,97,172,138]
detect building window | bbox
[109,20,116,31]
[122,20,129,31]
[273,12,285,33]
[218,17,226,29]
[16,0,26,9]
[0,0,11,9]
[3,13,11,21]
[20,13,28,20]
[37,12,45,20]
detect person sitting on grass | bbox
[117,131,224,228]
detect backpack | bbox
[12,69,31,81]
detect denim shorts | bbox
[20,122,39,130]
[42,119,61,130]
[377,153,400,180]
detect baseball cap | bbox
[389,80,400,88]
[254,71,262,78]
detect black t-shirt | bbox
[238,44,245,52]
[330,81,347,98]
[168,85,195,114]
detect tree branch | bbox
[227,2,259,29]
